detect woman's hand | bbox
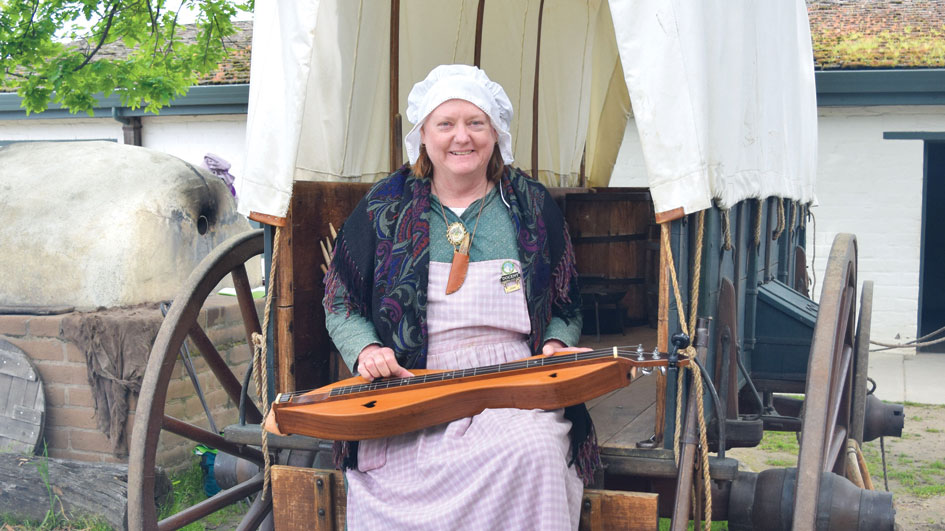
[357,344,414,382]
[540,339,592,356]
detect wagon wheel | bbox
[792,233,857,531]
[128,229,271,530]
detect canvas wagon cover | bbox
[236,0,817,221]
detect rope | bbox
[753,199,763,248]
[871,323,945,350]
[661,217,712,530]
[808,208,817,296]
[772,198,785,241]
[251,226,283,501]
[880,436,890,491]
[721,208,733,251]
[789,200,799,236]
[688,211,705,333]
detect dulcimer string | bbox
[276,345,676,403]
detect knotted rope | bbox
[251,226,282,500]
[753,199,763,248]
[721,207,733,251]
[661,212,712,530]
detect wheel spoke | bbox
[231,264,263,347]
[189,322,264,424]
[158,473,264,531]
[163,415,265,466]
[826,426,848,474]
[235,491,273,531]
[824,343,854,461]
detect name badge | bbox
[500,261,522,293]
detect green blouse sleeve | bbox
[325,281,380,372]
[543,313,583,347]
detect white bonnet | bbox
[404,64,514,165]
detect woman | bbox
[324,64,597,530]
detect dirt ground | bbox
[728,403,945,530]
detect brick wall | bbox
[0,294,264,471]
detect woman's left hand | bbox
[541,340,592,356]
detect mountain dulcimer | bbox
[265,346,688,441]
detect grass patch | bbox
[765,458,796,467]
[925,427,942,433]
[0,513,112,530]
[659,518,728,530]
[901,401,945,409]
[759,431,799,454]
[912,484,945,498]
[158,458,248,530]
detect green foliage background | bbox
[0,0,253,114]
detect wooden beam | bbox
[531,0,545,177]
[389,0,402,171]
[474,0,485,67]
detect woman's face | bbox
[421,99,497,183]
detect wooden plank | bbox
[605,402,659,451]
[0,348,37,380]
[271,466,346,531]
[0,415,42,445]
[5,377,26,417]
[312,470,335,530]
[579,489,659,531]
[587,376,656,446]
[13,404,41,425]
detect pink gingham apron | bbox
[345,259,583,530]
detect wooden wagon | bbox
[127,1,902,529]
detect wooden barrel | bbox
[563,188,657,329]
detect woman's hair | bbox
[411,143,506,184]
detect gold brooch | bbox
[446,222,467,248]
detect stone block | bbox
[68,429,112,453]
[0,315,28,336]
[67,387,95,408]
[26,315,63,338]
[44,385,67,407]
[34,361,89,386]
[7,337,64,362]
[46,405,98,430]
[64,343,87,363]
[42,426,70,451]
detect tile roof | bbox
[808,0,945,69]
[88,21,252,85]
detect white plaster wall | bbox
[141,114,247,177]
[810,106,944,347]
[0,118,122,143]
[611,106,945,349]
[0,114,248,178]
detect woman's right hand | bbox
[356,344,414,382]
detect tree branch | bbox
[74,2,120,72]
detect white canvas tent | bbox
[236,0,817,223]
